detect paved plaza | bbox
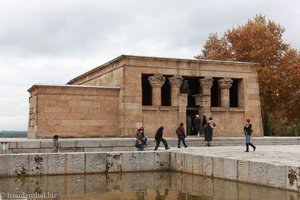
[170,145,300,167]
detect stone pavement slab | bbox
[170,145,300,166]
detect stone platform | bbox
[0,137,299,192]
[171,145,300,191]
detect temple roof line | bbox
[67,54,260,84]
[28,83,120,92]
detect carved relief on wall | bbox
[148,73,165,87]
[218,78,233,89]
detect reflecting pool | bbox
[0,172,299,200]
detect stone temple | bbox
[27,55,263,138]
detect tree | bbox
[196,14,300,135]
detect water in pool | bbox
[0,172,298,200]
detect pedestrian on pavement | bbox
[154,126,169,150]
[244,118,256,152]
[204,122,213,147]
[176,122,188,148]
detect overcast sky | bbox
[0,0,299,131]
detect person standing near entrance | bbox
[208,117,216,133]
[194,115,201,136]
[154,126,169,150]
[176,122,188,148]
[186,115,192,135]
[201,115,207,135]
[244,118,256,152]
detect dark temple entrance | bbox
[181,77,201,135]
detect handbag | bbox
[135,139,142,147]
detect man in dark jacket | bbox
[154,126,169,150]
[176,122,188,148]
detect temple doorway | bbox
[186,107,198,135]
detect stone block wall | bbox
[142,108,179,137]
[0,151,171,176]
[27,85,120,138]
[0,149,299,191]
[170,151,300,191]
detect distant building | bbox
[27,55,263,138]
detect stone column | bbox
[218,78,233,109]
[200,77,213,95]
[179,93,188,123]
[168,75,183,107]
[199,77,214,117]
[148,74,165,107]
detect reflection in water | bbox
[0,172,299,200]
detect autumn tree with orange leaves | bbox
[196,15,300,135]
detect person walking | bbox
[135,128,144,151]
[154,126,169,150]
[176,122,188,148]
[204,122,213,147]
[52,135,60,153]
[244,118,256,152]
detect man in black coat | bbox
[154,126,169,150]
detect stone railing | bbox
[0,137,299,154]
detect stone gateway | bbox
[27,55,263,138]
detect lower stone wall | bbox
[171,152,300,192]
[0,151,170,176]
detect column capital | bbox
[148,74,165,88]
[218,78,233,89]
[168,75,183,88]
[200,77,213,89]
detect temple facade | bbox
[27,55,263,138]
